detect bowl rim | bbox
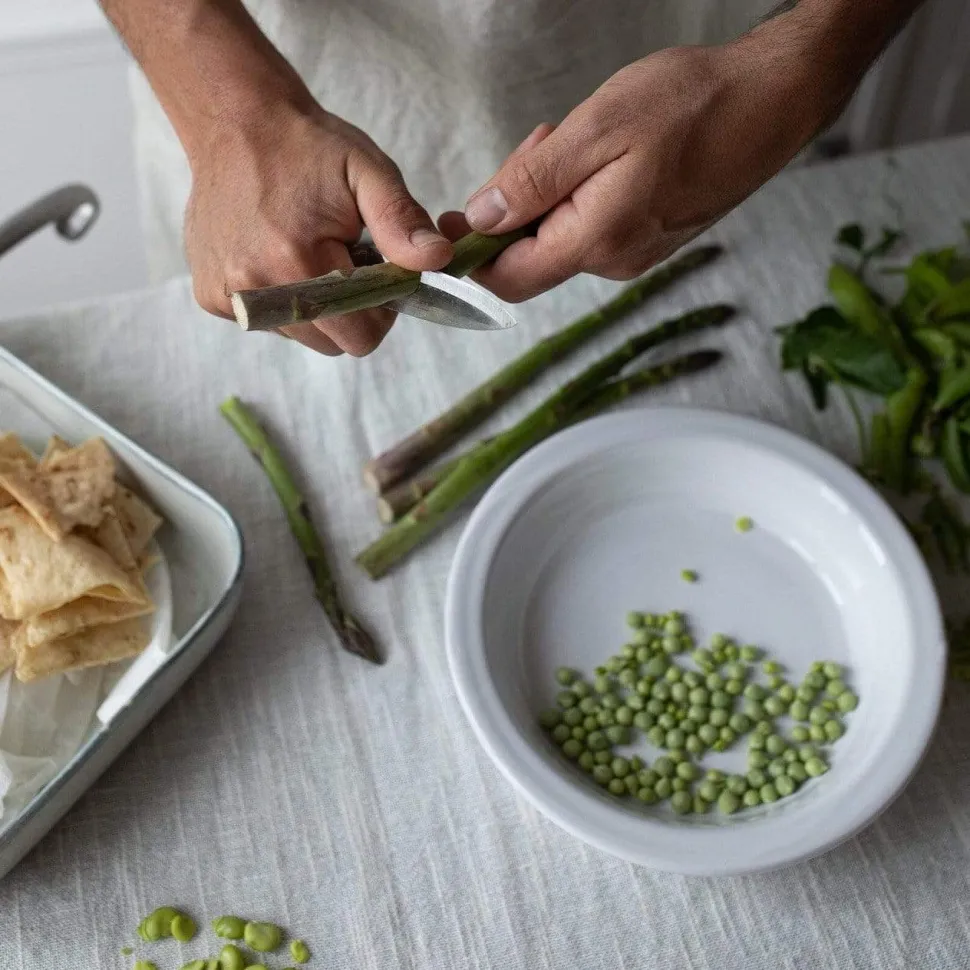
[445,407,945,875]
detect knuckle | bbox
[372,190,421,230]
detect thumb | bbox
[353,158,453,271]
[464,117,601,234]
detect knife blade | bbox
[231,242,517,333]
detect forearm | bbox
[98,0,315,163]
[739,0,926,132]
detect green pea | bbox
[777,684,796,703]
[662,635,681,653]
[680,634,695,651]
[654,756,675,777]
[748,733,765,751]
[742,789,761,807]
[615,707,634,725]
[594,751,612,765]
[805,757,828,777]
[562,708,583,726]
[724,644,740,660]
[809,725,827,742]
[797,744,819,763]
[561,739,583,759]
[635,646,651,664]
[687,704,709,723]
[647,726,666,746]
[655,777,673,799]
[711,691,732,709]
[665,618,685,636]
[578,751,595,772]
[686,687,708,706]
[718,791,741,814]
[618,669,637,688]
[651,681,671,701]
[538,708,564,730]
[556,690,577,709]
[645,698,664,715]
[743,683,766,701]
[762,661,781,675]
[685,735,705,755]
[765,734,786,756]
[747,769,767,788]
[586,730,608,751]
[723,662,746,681]
[767,675,784,690]
[666,729,686,749]
[775,775,796,797]
[657,713,677,730]
[825,678,847,697]
[719,726,737,746]
[582,715,599,731]
[790,700,810,721]
[578,697,599,714]
[726,775,748,795]
[681,569,698,583]
[709,709,729,728]
[698,724,719,745]
[809,706,829,726]
[787,761,808,783]
[754,720,773,736]
[624,773,640,794]
[605,657,625,674]
[759,783,779,804]
[633,712,654,731]
[573,680,593,699]
[805,670,826,689]
[621,644,637,660]
[767,760,788,779]
[824,719,844,741]
[180,962,206,970]
[663,665,682,683]
[698,780,721,802]
[820,699,837,712]
[594,675,612,693]
[171,914,197,943]
[592,764,613,785]
[606,725,631,745]
[135,963,159,970]
[693,795,711,814]
[637,786,659,804]
[608,778,627,795]
[692,648,714,668]
[675,761,698,781]
[709,633,728,649]
[670,683,689,704]
[600,692,621,709]
[724,679,744,695]
[795,685,816,704]
[630,756,644,771]
[671,777,689,792]
[610,757,630,777]
[626,694,645,711]
[735,515,754,532]
[748,750,769,769]
[213,917,247,940]
[711,649,727,666]
[627,611,646,628]
[683,670,703,688]
[744,700,765,721]
[728,713,751,734]
[764,696,786,717]
[838,691,859,713]
[740,645,760,662]
[671,791,693,814]
[632,631,652,647]
[705,673,724,691]
[791,725,810,743]
[244,965,269,970]
[638,768,658,786]
[668,748,688,763]
[823,662,842,678]
[783,749,798,763]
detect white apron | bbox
[130,0,774,281]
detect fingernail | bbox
[465,186,508,231]
[410,228,448,248]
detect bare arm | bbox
[99,0,452,356]
[452,0,926,301]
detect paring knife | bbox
[230,241,517,333]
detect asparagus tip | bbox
[339,622,384,665]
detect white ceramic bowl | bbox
[446,409,945,875]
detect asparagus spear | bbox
[356,305,735,577]
[220,397,382,665]
[376,350,722,523]
[231,228,527,332]
[362,244,724,493]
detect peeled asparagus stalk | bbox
[356,305,735,577]
[362,244,723,493]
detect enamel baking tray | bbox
[0,345,244,880]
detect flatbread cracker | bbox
[0,505,145,619]
[38,437,116,532]
[84,503,137,570]
[0,617,17,673]
[15,615,150,683]
[0,432,37,509]
[114,485,163,557]
[41,435,71,462]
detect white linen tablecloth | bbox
[1,136,970,970]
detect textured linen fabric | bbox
[128,0,774,282]
[1,137,970,969]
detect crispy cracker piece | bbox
[15,615,150,682]
[0,617,18,673]
[0,506,145,619]
[39,437,116,531]
[40,435,71,462]
[0,432,38,509]
[113,485,163,557]
[83,503,137,570]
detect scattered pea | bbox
[655,777,673,799]
[213,917,247,940]
[805,757,828,777]
[180,962,206,970]
[790,700,810,721]
[556,690,577,709]
[740,645,760,662]
[726,775,748,795]
[759,783,780,804]
[764,696,787,718]
[735,516,754,533]
[775,775,797,797]
[762,661,781,675]
[709,708,730,728]
[765,734,786,756]
[627,611,646,628]
[561,739,582,759]
[809,725,827,742]
[171,914,197,943]
[608,778,627,795]
[681,569,698,583]
[742,789,762,807]
[824,719,844,742]
[605,725,631,745]
[777,684,796,703]
[787,761,808,783]
[135,963,158,970]
[747,769,767,789]
[838,691,859,713]
[671,791,693,814]
[718,791,741,814]
[676,762,698,781]
[594,751,612,765]
[244,923,282,954]
[728,713,751,734]
[562,708,583,727]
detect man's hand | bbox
[186,104,452,355]
[447,0,922,302]
[99,0,452,356]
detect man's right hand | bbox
[185,103,453,356]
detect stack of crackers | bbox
[0,432,163,682]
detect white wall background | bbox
[0,2,147,316]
